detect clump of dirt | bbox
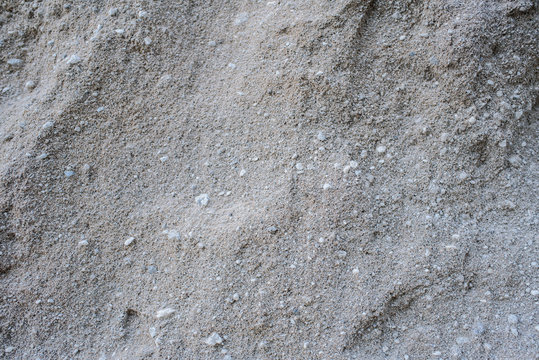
[0,1,537,359]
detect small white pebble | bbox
[25,80,36,90]
[156,308,176,319]
[507,314,518,324]
[196,194,210,206]
[467,116,476,125]
[124,237,135,247]
[42,121,54,130]
[322,183,332,190]
[239,169,246,177]
[5,346,15,354]
[205,332,223,346]
[7,59,23,66]
[317,131,327,141]
[78,240,88,246]
[352,268,360,274]
[64,170,75,177]
[166,230,180,241]
[144,37,152,46]
[67,54,81,65]
[376,145,387,154]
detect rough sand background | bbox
[0,0,537,359]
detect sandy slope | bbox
[0,1,537,359]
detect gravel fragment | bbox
[7,59,23,66]
[155,308,176,319]
[67,54,81,65]
[124,237,135,247]
[195,194,210,206]
[205,332,223,346]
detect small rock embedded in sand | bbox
[64,170,75,177]
[156,308,176,319]
[4,346,15,353]
[25,80,36,90]
[67,54,81,65]
[267,226,278,234]
[507,314,518,324]
[376,145,387,154]
[317,131,327,141]
[205,332,223,346]
[352,268,360,274]
[196,193,210,206]
[124,237,135,247]
[42,121,54,130]
[78,240,88,246]
[36,153,48,160]
[7,59,22,66]
[149,327,157,338]
[234,12,249,26]
[323,183,332,190]
[108,8,118,16]
[144,37,152,46]
[239,169,246,177]
[165,230,180,240]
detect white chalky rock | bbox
[507,314,518,324]
[78,240,88,246]
[166,230,180,241]
[234,12,249,25]
[322,183,332,190]
[67,54,81,65]
[64,170,75,177]
[376,145,387,154]
[196,194,210,206]
[156,308,176,319]
[25,80,36,90]
[5,346,15,353]
[124,237,135,247]
[317,131,326,141]
[239,169,246,177]
[7,59,23,66]
[144,37,152,45]
[205,332,223,346]
[42,121,54,130]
